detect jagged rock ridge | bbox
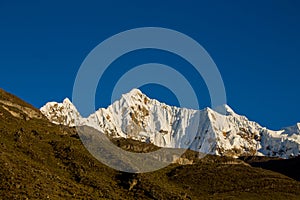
[40,89,300,158]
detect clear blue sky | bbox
[0,0,299,130]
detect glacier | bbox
[40,89,300,158]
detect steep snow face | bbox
[40,89,300,158]
[91,89,204,149]
[40,98,81,126]
[283,123,300,136]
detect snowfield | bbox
[40,89,300,158]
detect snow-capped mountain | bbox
[40,98,81,126]
[283,123,300,136]
[40,89,300,158]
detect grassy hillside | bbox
[1,88,300,199]
[241,156,300,181]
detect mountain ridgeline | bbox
[1,88,300,199]
[41,89,300,159]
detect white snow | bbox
[40,98,81,127]
[40,89,300,158]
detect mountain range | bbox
[40,88,300,159]
[1,88,300,199]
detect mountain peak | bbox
[283,122,300,136]
[127,88,143,96]
[213,104,235,116]
[40,89,300,159]
[121,88,147,101]
[223,104,234,114]
[40,98,80,126]
[63,97,72,104]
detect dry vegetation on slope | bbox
[1,88,300,199]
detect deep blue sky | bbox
[0,0,299,130]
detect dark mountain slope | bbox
[242,156,300,181]
[1,88,300,199]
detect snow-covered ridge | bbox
[40,89,300,158]
[40,98,81,126]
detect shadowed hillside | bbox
[1,88,300,199]
[241,156,300,181]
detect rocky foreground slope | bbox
[1,88,300,199]
[41,89,300,158]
